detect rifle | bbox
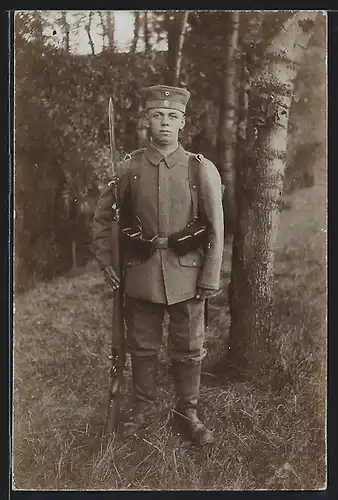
[103,97,126,434]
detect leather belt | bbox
[154,237,169,249]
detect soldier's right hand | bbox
[103,266,120,290]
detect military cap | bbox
[144,85,191,113]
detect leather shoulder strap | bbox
[122,148,146,161]
[126,150,144,217]
[188,153,204,218]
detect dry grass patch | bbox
[12,165,326,490]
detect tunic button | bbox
[133,175,138,180]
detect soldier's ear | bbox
[179,114,186,131]
[144,113,150,128]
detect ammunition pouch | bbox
[121,216,208,260]
[168,218,208,257]
[121,217,157,261]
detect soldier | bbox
[93,85,224,446]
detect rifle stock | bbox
[103,98,126,434]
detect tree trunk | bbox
[227,12,318,378]
[136,114,150,148]
[235,52,251,160]
[190,100,216,163]
[98,11,106,51]
[61,11,70,53]
[164,12,186,86]
[106,11,115,50]
[173,11,189,86]
[72,241,77,271]
[144,11,151,54]
[85,12,95,55]
[131,11,140,53]
[216,12,240,237]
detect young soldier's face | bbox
[146,108,185,145]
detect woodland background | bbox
[14,10,325,290]
[13,10,326,491]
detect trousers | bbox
[125,296,207,362]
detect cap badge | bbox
[164,91,170,96]
[163,100,170,107]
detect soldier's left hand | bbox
[103,265,120,290]
[195,287,215,301]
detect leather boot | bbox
[123,355,158,437]
[171,360,214,446]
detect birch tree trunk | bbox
[131,12,140,53]
[60,11,70,53]
[164,12,188,86]
[173,11,189,86]
[106,11,115,50]
[98,11,106,51]
[227,12,318,377]
[216,12,240,237]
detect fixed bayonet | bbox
[103,97,126,435]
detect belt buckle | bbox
[156,237,168,249]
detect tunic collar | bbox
[144,143,187,168]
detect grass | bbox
[12,162,327,490]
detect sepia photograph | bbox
[12,10,327,491]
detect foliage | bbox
[14,11,326,289]
[15,36,79,287]
[14,16,168,289]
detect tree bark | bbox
[131,11,140,53]
[173,11,189,86]
[85,12,95,55]
[144,11,151,54]
[216,12,240,237]
[227,12,318,377]
[106,11,115,50]
[164,12,187,86]
[98,11,106,51]
[61,11,70,53]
